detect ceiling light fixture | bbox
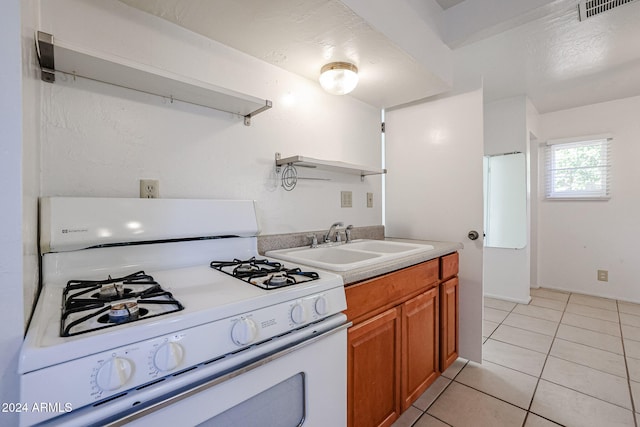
[319,62,359,95]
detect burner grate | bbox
[60,271,184,337]
[210,257,319,290]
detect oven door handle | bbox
[103,318,351,427]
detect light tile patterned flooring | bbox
[391,288,640,427]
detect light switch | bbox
[341,191,352,208]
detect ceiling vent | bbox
[578,0,639,21]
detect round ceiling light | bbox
[319,62,359,95]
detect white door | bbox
[385,89,484,362]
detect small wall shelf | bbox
[275,153,387,179]
[36,31,272,126]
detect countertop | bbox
[339,238,463,285]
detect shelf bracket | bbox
[36,31,56,83]
[244,100,273,126]
[275,152,282,173]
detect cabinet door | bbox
[440,277,459,371]
[401,287,439,411]
[348,307,401,427]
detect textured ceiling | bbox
[452,0,640,112]
[117,0,451,109]
[434,0,466,10]
[119,0,640,113]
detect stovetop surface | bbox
[21,259,343,373]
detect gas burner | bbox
[210,257,320,290]
[97,282,125,299]
[260,273,293,288]
[60,271,184,337]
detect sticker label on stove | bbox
[261,318,277,328]
[61,228,88,234]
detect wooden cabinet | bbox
[439,252,460,371]
[345,251,461,426]
[345,260,439,427]
[401,287,438,411]
[347,308,401,427]
[439,277,459,371]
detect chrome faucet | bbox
[345,224,354,243]
[323,222,344,243]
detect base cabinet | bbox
[345,252,460,427]
[345,261,439,427]
[439,252,460,371]
[401,287,439,411]
[347,308,401,427]
[439,277,459,371]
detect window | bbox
[545,136,611,200]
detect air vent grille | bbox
[578,0,639,21]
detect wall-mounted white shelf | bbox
[36,31,272,126]
[275,154,387,179]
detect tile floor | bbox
[391,288,640,427]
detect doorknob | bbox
[468,230,480,241]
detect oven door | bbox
[106,317,348,427]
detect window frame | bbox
[544,135,612,201]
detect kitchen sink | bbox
[284,247,382,264]
[344,240,432,253]
[266,239,435,272]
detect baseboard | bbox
[483,292,531,305]
[533,285,640,306]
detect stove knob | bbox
[290,303,307,325]
[314,296,329,316]
[96,357,133,391]
[154,342,184,372]
[231,317,258,346]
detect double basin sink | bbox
[266,239,435,272]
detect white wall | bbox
[39,0,382,237]
[483,96,531,303]
[22,0,41,327]
[0,0,26,423]
[538,95,640,302]
[526,98,540,289]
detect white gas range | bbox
[19,198,348,427]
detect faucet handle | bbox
[307,234,318,248]
[345,225,354,242]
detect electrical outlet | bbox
[140,179,159,198]
[341,191,352,208]
[367,192,373,208]
[597,269,608,282]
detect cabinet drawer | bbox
[440,252,459,280]
[345,260,439,324]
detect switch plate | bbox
[140,179,159,198]
[341,191,352,208]
[367,192,373,208]
[597,269,608,282]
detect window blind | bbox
[544,137,611,200]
